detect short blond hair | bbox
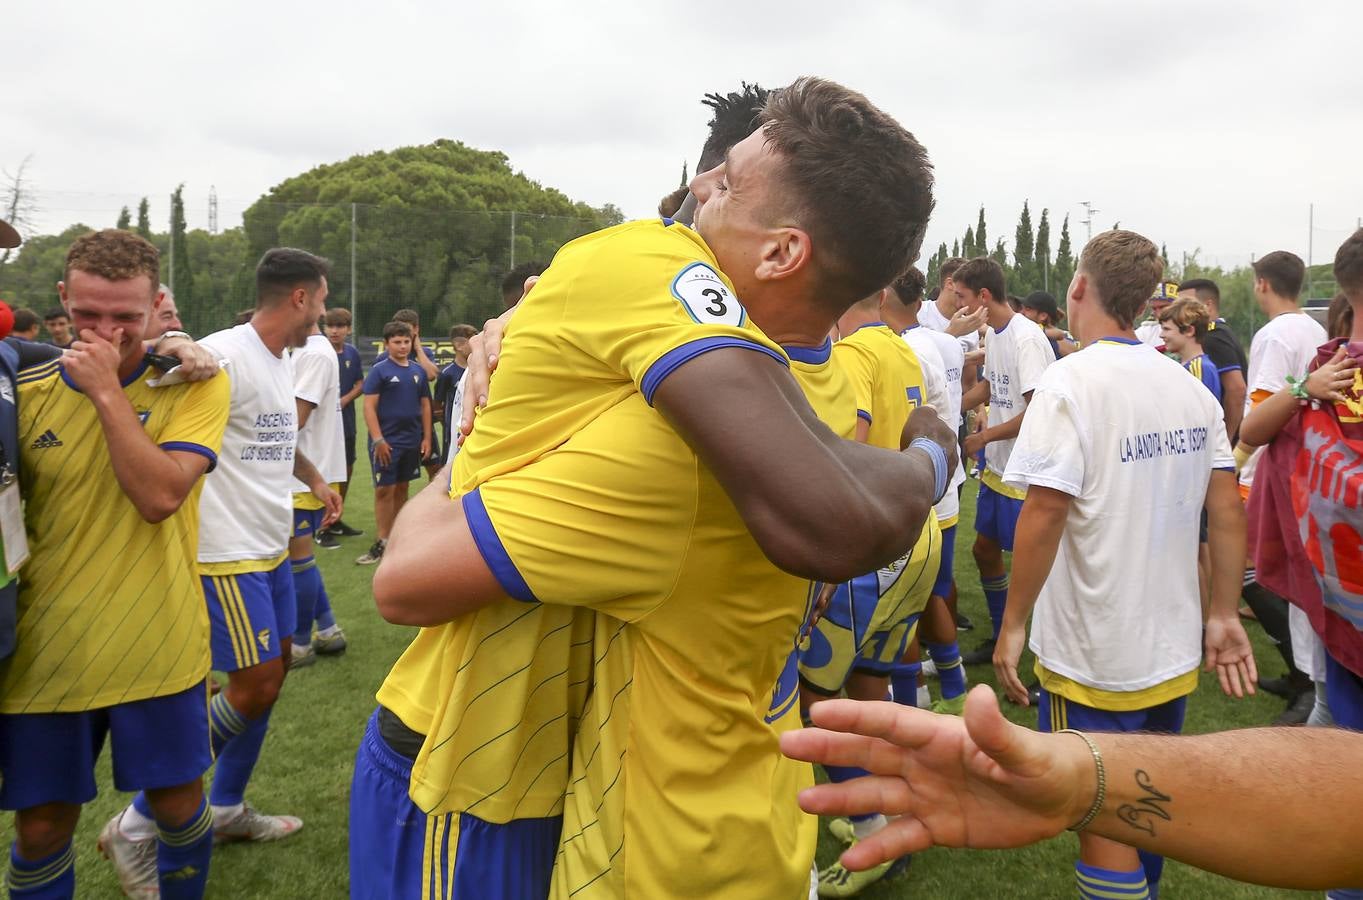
[1077,230,1163,329]
[65,229,159,290]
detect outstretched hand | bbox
[781,686,1092,871]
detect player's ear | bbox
[755,226,810,283]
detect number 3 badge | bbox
[671,262,745,327]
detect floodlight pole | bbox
[350,203,358,325]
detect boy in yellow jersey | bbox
[0,230,230,899]
[993,231,1256,900]
[365,78,954,899]
[799,290,944,898]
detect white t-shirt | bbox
[1004,339,1235,692]
[1239,311,1327,491]
[982,313,1054,478]
[918,296,980,357]
[902,324,966,523]
[291,333,346,489]
[197,323,298,563]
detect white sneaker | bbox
[97,810,158,898]
[212,804,303,844]
[290,643,316,668]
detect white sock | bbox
[916,684,932,708]
[292,641,311,653]
[317,624,342,639]
[809,863,820,900]
[851,814,888,841]
[212,802,244,822]
[119,805,157,842]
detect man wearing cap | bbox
[1134,282,1179,349]
[1020,291,1077,358]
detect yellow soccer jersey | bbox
[377,218,789,822]
[1,357,230,713]
[454,345,851,899]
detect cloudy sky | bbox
[4,0,1360,271]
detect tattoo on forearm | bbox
[1116,770,1172,836]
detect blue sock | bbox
[314,587,336,631]
[1076,861,1149,900]
[291,556,321,645]
[926,642,966,699]
[210,707,271,807]
[208,691,249,758]
[8,841,75,898]
[890,662,922,708]
[133,790,154,820]
[156,798,213,899]
[823,764,876,823]
[981,574,1010,639]
[1138,850,1165,898]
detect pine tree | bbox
[1013,202,1035,293]
[963,226,975,258]
[975,207,988,256]
[951,239,960,258]
[136,198,151,239]
[169,185,193,310]
[992,238,1009,273]
[680,161,688,188]
[1034,208,1052,292]
[116,206,131,230]
[1054,214,1075,294]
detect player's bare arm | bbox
[419,394,432,460]
[782,687,1363,891]
[295,396,317,429]
[363,393,389,467]
[293,448,342,528]
[1218,368,1247,440]
[67,327,214,522]
[963,390,1033,458]
[1239,346,1356,446]
[652,348,956,583]
[1202,470,1255,697]
[992,484,1070,705]
[148,332,221,381]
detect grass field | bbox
[2,466,1311,898]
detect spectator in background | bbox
[357,321,431,566]
[324,308,365,539]
[154,284,183,336]
[10,308,40,341]
[1177,278,1248,441]
[500,261,546,310]
[43,307,73,349]
[1020,290,1078,358]
[433,324,476,462]
[1133,281,1178,347]
[1158,298,1222,402]
[385,309,441,478]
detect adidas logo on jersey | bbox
[389,375,400,383]
[30,429,62,449]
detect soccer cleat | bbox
[960,638,996,666]
[355,540,385,565]
[97,810,159,898]
[213,804,303,844]
[327,520,363,537]
[931,694,967,716]
[955,611,975,631]
[817,850,911,897]
[315,531,340,550]
[314,628,347,655]
[290,643,316,668]
[827,817,855,844]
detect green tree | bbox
[242,139,620,335]
[991,238,1009,274]
[1054,214,1075,295]
[0,224,91,310]
[1034,208,1052,293]
[962,227,976,259]
[169,184,193,313]
[136,198,151,239]
[1012,201,1036,294]
[975,207,988,257]
[116,206,131,230]
[951,238,960,258]
[679,161,688,188]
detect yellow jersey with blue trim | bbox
[451,343,845,899]
[0,356,229,713]
[829,323,941,626]
[376,218,788,824]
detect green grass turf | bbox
[0,468,1311,897]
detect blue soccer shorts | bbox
[1037,688,1187,736]
[349,708,561,899]
[293,506,324,539]
[203,559,296,671]
[1326,651,1363,731]
[975,481,1024,552]
[932,523,958,598]
[0,680,211,809]
[371,445,422,487]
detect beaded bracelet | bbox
[1059,728,1106,832]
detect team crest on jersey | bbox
[257,628,271,650]
[671,262,745,327]
[137,409,152,425]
